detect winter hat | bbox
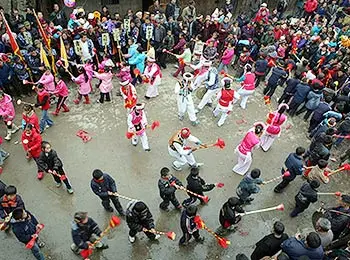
[160,167,170,177]
[310,180,320,189]
[186,205,197,216]
[134,201,146,212]
[228,197,241,207]
[180,127,191,139]
[250,169,261,179]
[92,169,103,179]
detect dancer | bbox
[219,197,244,231]
[70,67,91,105]
[37,141,74,194]
[143,57,162,99]
[236,64,256,109]
[0,90,19,140]
[22,104,40,133]
[175,72,199,125]
[52,75,70,116]
[127,103,150,151]
[90,169,125,216]
[125,201,160,243]
[213,77,240,127]
[34,84,53,133]
[236,169,263,204]
[158,167,183,211]
[196,66,220,112]
[232,123,265,175]
[168,127,204,171]
[260,103,288,152]
[71,212,109,254]
[179,205,204,246]
[120,79,137,111]
[190,60,211,90]
[94,66,113,103]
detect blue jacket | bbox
[284,153,304,181]
[0,63,13,86]
[90,173,117,198]
[284,78,300,94]
[293,82,310,104]
[305,90,323,110]
[12,211,38,244]
[255,59,268,74]
[71,217,101,249]
[281,237,324,260]
[267,67,288,86]
[311,102,331,122]
[128,52,146,73]
[236,174,263,198]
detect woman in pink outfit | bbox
[232,122,265,175]
[52,75,69,116]
[69,67,91,104]
[93,66,114,103]
[260,103,288,152]
[37,67,55,93]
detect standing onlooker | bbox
[49,4,67,28]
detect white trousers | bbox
[232,148,252,176]
[145,77,161,98]
[213,104,232,126]
[260,133,277,152]
[193,73,207,91]
[131,132,150,150]
[177,94,197,122]
[237,88,254,109]
[198,88,220,109]
[168,146,197,169]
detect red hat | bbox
[180,128,191,139]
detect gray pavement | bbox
[0,67,348,260]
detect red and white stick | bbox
[263,171,291,184]
[171,181,209,203]
[238,204,285,216]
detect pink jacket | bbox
[0,94,15,122]
[266,112,287,135]
[38,73,55,92]
[72,74,91,95]
[116,68,132,82]
[94,71,113,93]
[242,72,256,91]
[54,80,69,97]
[221,48,235,65]
[84,63,94,80]
[238,131,260,155]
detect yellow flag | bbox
[60,36,68,68]
[40,44,50,69]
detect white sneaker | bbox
[154,234,160,240]
[11,126,19,134]
[128,235,136,243]
[196,163,204,167]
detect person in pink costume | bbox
[116,65,132,82]
[127,103,150,151]
[253,3,270,24]
[69,67,91,104]
[52,75,69,116]
[0,91,19,140]
[233,122,265,175]
[94,66,113,103]
[260,103,288,152]
[37,67,55,93]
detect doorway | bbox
[142,0,154,11]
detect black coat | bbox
[12,211,38,244]
[126,201,155,232]
[186,175,215,196]
[251,233,289,260]
[90,173,117,199]
[37,149,63,172]
[71,217,102,249]
[158,175,182,198]
[219,202,244,226]
[324,206,350,239]
[295,182,318,207]
[180,210,197,234]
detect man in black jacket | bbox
[182,167,215,207]
[290,180,320,217]
[251,221,289,260]
[158,167,182,211]
[126,201,159,243]
[179,205,204,245]
[219,197,244,231]
[274,147,305,193]
[70,211,108,254]
[90,169,125,216]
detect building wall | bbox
[83,0,143,16]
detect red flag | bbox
[1,12,22,60]
[33,9,50,50]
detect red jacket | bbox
[304,0,318,13]
[21,130,42,158]
[36,90,50,111]
[22,112,40,133]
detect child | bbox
[219,197,244,231]
[70,67,91,105]
[52,76,69,116]
[94,66,113,103]
[37,141,74,194]
[236,168,263,204]
[179,205,204,245]
[182,168,215,207]
[158,167,182,211]
[36,67,55,93]
[304,159,330,184]
[22,105,40,133]
[116,65,132,82]
[0,90,19,140]
[11,208,45,260]
[192,34,204,63]
[0,185,25,230]
[21,124,44,180]
[34,84,53,133]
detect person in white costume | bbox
[127,103,150,151]
[143,57,162,99]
